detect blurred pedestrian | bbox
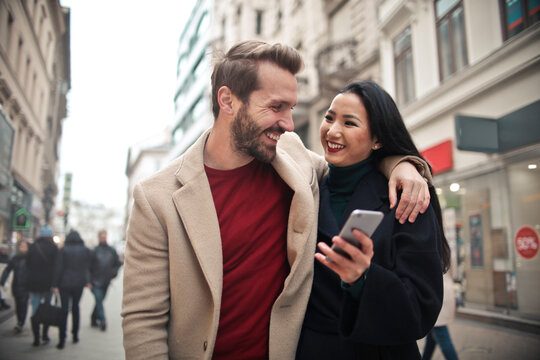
[26,225,58,346]
[52,230,92,349]
[1,240,30,333]
[0,244,11,310]
[90,230,121,331]
[422,272,459,360]
[0,244,8,262]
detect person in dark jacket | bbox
[90,230,121,331]
[52,230,92,349]
[296,81,450,359]
[26,225,58,345]
[1,240,30,332]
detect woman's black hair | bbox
[338,81,451,272]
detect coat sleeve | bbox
[378,155,433,185]
[0,259,14,286]
[121,183,171,360]
[340,207,443,345]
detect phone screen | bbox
[330,209,384,260]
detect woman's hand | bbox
[315,229,374,284]
[388,161,430,224]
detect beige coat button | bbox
[203,341,208,351]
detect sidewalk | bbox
[0,273,124,360]
[417,317,540,359]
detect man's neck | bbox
[204,126,254,170]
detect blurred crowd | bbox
[0,226,122,350]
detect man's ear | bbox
[217,86,235,115]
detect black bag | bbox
[32,294,66,327]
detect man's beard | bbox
[230,104,281,163]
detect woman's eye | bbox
[271,105,282,111]
[345,121,358,127]
[324,115,333,122]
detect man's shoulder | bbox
[278,131,307,152]
[139,156,183,186]
[276,132,327,178]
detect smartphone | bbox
[329,209,384,260]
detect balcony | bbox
[316,39,360,92]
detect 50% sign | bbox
[515,226,539,259]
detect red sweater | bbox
[205,159,293,359]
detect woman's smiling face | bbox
[320,92,380,167]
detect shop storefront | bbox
[10,181,35,246]
[435,153,540,320]
[421,97,540,323]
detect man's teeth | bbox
[328,142,344,149]
[266,132,280,141]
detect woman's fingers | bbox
[315,230,373,284]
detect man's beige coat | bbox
[122,129,327,359]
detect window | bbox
[435,0,468,80]
[394,27,415,107]
[15,38,23,70]
[500,0,540,40]
[256,10,263,35]
[236,5,242,20]
[276,9,282,32]
[2,12,14,52]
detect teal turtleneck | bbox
[327,156,374,224]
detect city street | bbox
[1,270,539,359]
[0,271,124,360]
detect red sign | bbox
[420,140,453,175]
[515,226,539,259]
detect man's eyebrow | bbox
[278,100,296,107]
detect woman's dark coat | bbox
[1,254,29,294]
[53,233,92,289]
[26,237,58,292]
[297,169,443,360]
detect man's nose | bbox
[279,109,295,132]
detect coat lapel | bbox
[172,129,223,302]
[271,147,315,272]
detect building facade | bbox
[0,0,70,246]
[169,0,213,160]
